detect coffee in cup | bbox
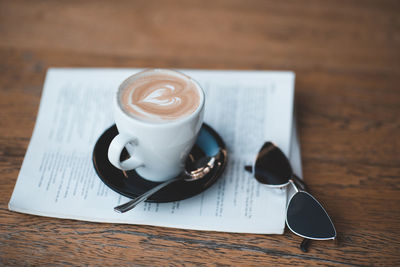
[119,70,201,123]
[108,69,205,182]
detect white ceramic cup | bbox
[107,69,205,182]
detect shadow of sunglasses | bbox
[244,142,336,252]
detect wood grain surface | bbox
[1,0,399,266]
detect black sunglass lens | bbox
[287,191,336,239]
[254,142,292,185]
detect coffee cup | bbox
[107,69,205,182]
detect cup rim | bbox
[116,68,205,127]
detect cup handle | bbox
[108,133,144,171]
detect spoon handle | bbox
[114,177,180,213]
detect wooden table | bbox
[1,0,399,265]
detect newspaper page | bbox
[9,68,297,234]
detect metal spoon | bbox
[114,151,222,213]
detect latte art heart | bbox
[140,86,182,106]
[120,70,201,122]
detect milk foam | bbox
[119,70,201,122]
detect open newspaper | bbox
[9,68,300,234]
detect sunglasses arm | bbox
[287,178,312,252]
[292,174,308,191]
[300,238,311,252]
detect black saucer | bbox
[92,123,227,203]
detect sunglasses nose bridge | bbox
[288,179,299,193]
